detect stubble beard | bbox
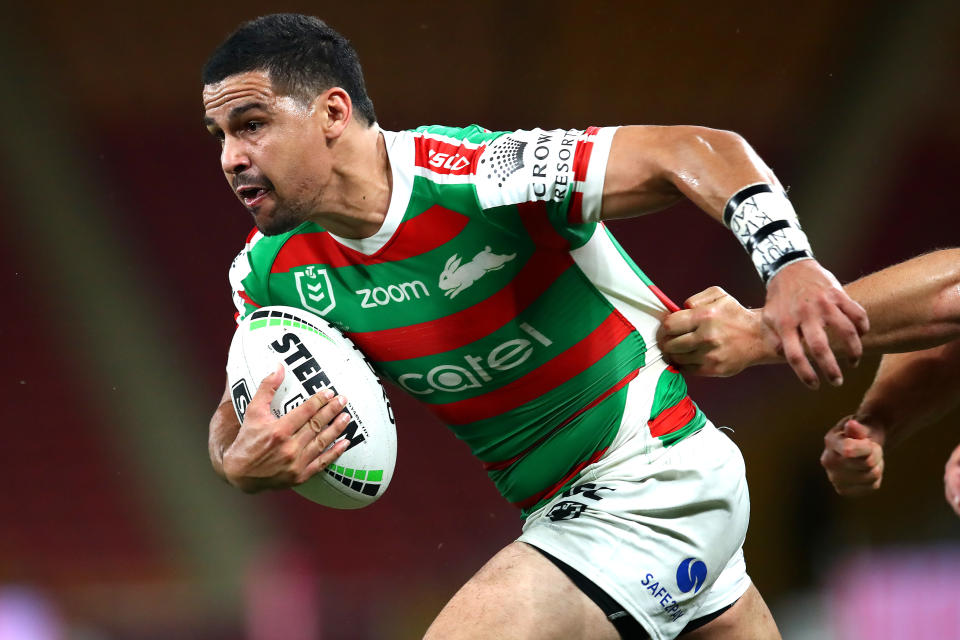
[254,199,310,236]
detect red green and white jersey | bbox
[229,124,706,516]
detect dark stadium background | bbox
[3,1,959,638]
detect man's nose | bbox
[221,138,250,175]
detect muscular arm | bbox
[601,125,779,221]
[844,248,960,352]
[603,125,867,387]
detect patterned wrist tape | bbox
[723,183,813,283]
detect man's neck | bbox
[311,124,392,239]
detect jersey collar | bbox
[326,126,412,255]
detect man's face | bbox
[203,70,328,235]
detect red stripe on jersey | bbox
[245,227,259,244]
[272,206,469,271]
[567,191,584,225]
[585,126,600,136]
[414,136,482,176]
[346,249,572,361]
[512,446,609,510]
[483,368,639,471]
[648,285,680,313]
[648,395,696,437]
[573,139,594,183]
[427,310,634,426]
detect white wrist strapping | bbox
[723,183,814,283]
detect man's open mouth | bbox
[237,186,271,207]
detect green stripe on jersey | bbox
[412,124,504,144]
[455,336,645,463]
[649,367,706,447]
[385,265,609,403]
[491,382,628,514]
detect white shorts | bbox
[518,422,752,640]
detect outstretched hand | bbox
[763,259,869,389]
[945,442,960,517]
[820,416,885,497]
[657,286,781,377]
[222,365,352,492]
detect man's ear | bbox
[316,87,352,139]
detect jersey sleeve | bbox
[472,126,617,239]
[228,228,270,324]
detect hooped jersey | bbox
[229,124,706,516]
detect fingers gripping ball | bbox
[227,306,396,508]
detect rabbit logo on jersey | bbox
[439,246,516,298]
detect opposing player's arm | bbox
[208,367,352,492]
[855,341,960,447]
[843,248,960,352]
[602,125,868,388]
[821,340,960,497]
[659,248,960,376]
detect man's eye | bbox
[245,121,263,132]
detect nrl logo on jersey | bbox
[295,266,336,315]
[439,246,516,299]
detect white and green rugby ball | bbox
[226,305,396,509]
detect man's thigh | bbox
[423,541,620,640]
[681,583,780,640]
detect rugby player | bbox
[202,14,869,639]
[656,249,960,514]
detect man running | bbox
[202,14,868,639]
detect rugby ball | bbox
[226,305,396,509]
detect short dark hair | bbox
[202,14,376,126]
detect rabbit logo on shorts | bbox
[676,558,708,594]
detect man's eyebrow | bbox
[203,102,270,128]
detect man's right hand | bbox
[221,365,352,493]
[820,416,886,497]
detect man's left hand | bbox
[763,259,869,389]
